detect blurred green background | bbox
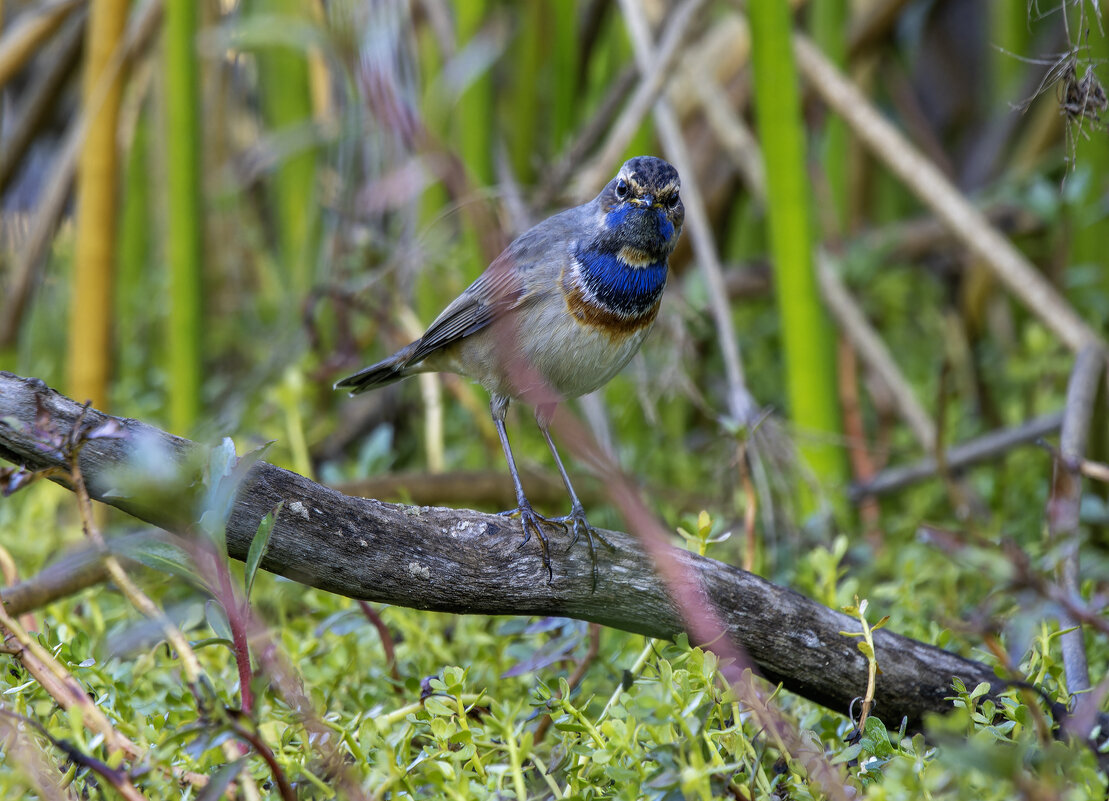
[1,0,1107,797]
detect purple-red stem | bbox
[228,721,296,801]
[358,600,402,689]
[209,550,254,716]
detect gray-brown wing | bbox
[405,205,586,366]
[406,254,523,364]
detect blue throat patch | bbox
[576,248,668,315]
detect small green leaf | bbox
[831,743,863,764]
[697,510,712,538]
[201,438,274,554]
[115,535,207,590]
[424,696,455,717]
[872,615,890,631]
[968,682,992,700]
[860,716,893,757]
[245,501,282,601]
[857,641,875,660]
[554,722,590,733]
[205,599,233,642]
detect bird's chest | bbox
[510,250,667,397]
[522,302,657,398]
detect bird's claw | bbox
[500,504,612,591]
[551,506,614,552]
[550,505,614,592]
[501,503,556,583]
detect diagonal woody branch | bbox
[793,33,1103,352]
[1,370,1002,729]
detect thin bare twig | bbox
[358,601,402,689]
[226,719,296,801]
[793,33,1104,352]
[1047,344,1106,701]
[617,0,757,421]
[818,252,937,449]
[533,622,602,744]
[850,411,1065,501]
[618,0,785,561]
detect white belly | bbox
[522,306,652,399]
[436,300,654,403]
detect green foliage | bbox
[2,490,1105,797]
[245,500,282,602]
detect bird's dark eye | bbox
[615,179,629,200]
[667,193,680,209]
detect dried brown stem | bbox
[794,33,1103,352]
[0,0,83,87]
[358,601,401,689]
[0,13,84,192]
[818,252,937,449]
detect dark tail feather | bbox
[334,342,419,395]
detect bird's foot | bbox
[499,503,556,583]
[551,505,614,551]
[550,504,614,593]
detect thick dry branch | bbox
[0,370,1002,729]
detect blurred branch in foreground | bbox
[0,369,1051,732]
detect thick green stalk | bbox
[809,0,848,233]
[164,0,203,433]
[69,0,129,411]
[117,107,152,404]
[245,0,318,299]
[416,17,448,249]
[455,0,493,274]
[507,1,543,183]
[550,0,577,151]
[456,0,493,186]
[989,0,1028,97]
[748,1,846,510]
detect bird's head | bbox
[597,156,684,257]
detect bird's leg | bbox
[491,395,554,581]
[535,405,614,591]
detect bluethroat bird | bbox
[336,156,684,582]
